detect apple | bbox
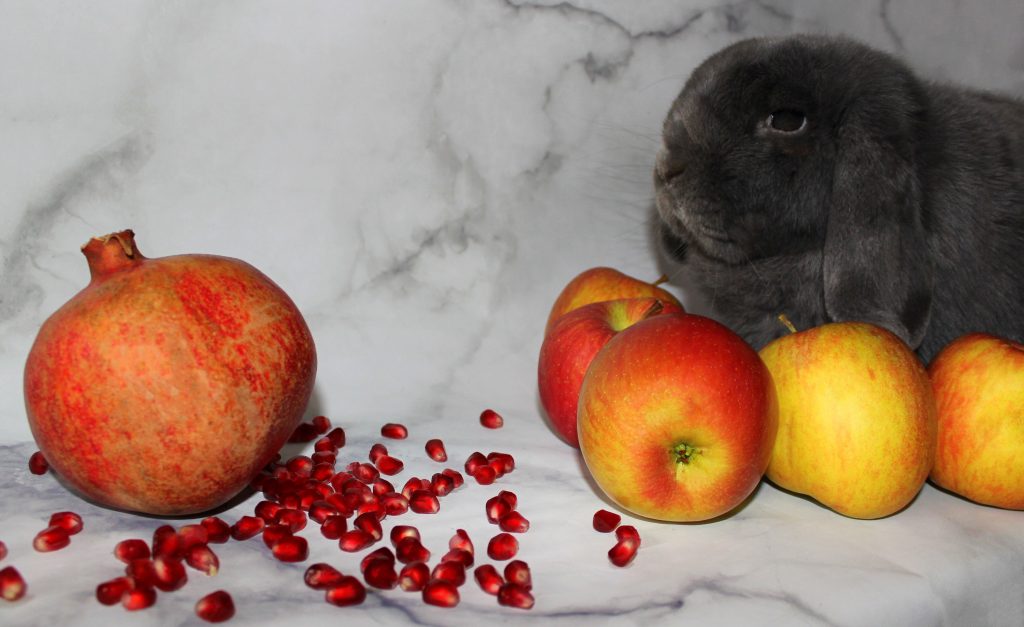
[578,313,777,522]
[538,297,684,447]
[928,333,1024,509]
[545,267,682,335]
[759,321,936,519]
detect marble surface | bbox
[2,1,1023,625]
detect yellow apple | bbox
[759,321,937,519]
[928,333,1024,509]
[545,267,682,335]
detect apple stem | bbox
[674,443,699,465]
[652,274,669,287]
[777,314,798,335]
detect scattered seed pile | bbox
[2,409,641,620]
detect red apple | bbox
[538,297,684,447]
[578,314,777,522]
[929,333,1024,509]
[545,267,682,335]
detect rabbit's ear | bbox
[822,96,934,349]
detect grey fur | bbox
[654,35,1024,362]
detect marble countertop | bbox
[2,1,1023,625]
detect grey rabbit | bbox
[654,34,1024,362]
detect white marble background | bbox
[1,1,1023,625]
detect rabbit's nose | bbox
[656,149,686,182]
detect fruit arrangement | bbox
[6,238,1022,620]
[541,266,1024,522]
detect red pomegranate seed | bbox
[488,452,516,474]
[486,495,512,523]
[262,524,292,549]
[390,525,420,546]
[28,451,48,475]
[377,492,407,516]
[286,455,314,476]
[401,477,426,499]
[178,524,209,550]
[339,530,374,553]
[497,490,518,509]
[254,500,282,522]
[48,511,83,535]
[202,517,231,544]
[449,529,474,555]
[503,560,532,589]
[115,538,151,563]
[422,580,459,607]
[185,545,220,575]
[473,564,503,595]
[353,512,383,541]
[126,558,158,588]
[395,537,431,564]
[230,516,265,541]
[311,463,335,482]
[153,555,188,591]
[274,509,307,533]
[430,473,455,497]
[308,501,338,525]
[487,533,519,561]
[351,462,380,484]
[409,490,440,514]
[314,437,337,453]
[305,563,346,590]
[472,465,496,485]
[499,511,530,533]
[195,590,235,623]
[381,422,408,439]
[271,535,309,562]
[399,562,429,592]
[0,541,6,561]
[375,455,404,476]
[33,525,70,552]
[479,409,504,429]
[326,427,347,449]
[593,509,622,533]
[289,422,319,443]
[324,493,353,517]
[441,468,464,488]
[498,582,535,609]
[320,515,349,540]
[359,547,395,572]
[372,478,395,496]
[95,576,132,605]
[312,415,332,434]
[464,451,486,475]
[616,525,641,544]
[608,537,639,567]
[325,576,366,606]
[441,548,474,568]
[121,586,157,611]
[1,566,27,602]
[425,438,447,462]
[363,558,398,589]
[431,561,466,587]
[152,525,181,559]
[369,443,388,464]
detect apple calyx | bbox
[673,442,701,465]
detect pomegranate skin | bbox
[24,230,317,515]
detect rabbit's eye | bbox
[767,109,807,133]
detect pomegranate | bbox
[23,230,317,515]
